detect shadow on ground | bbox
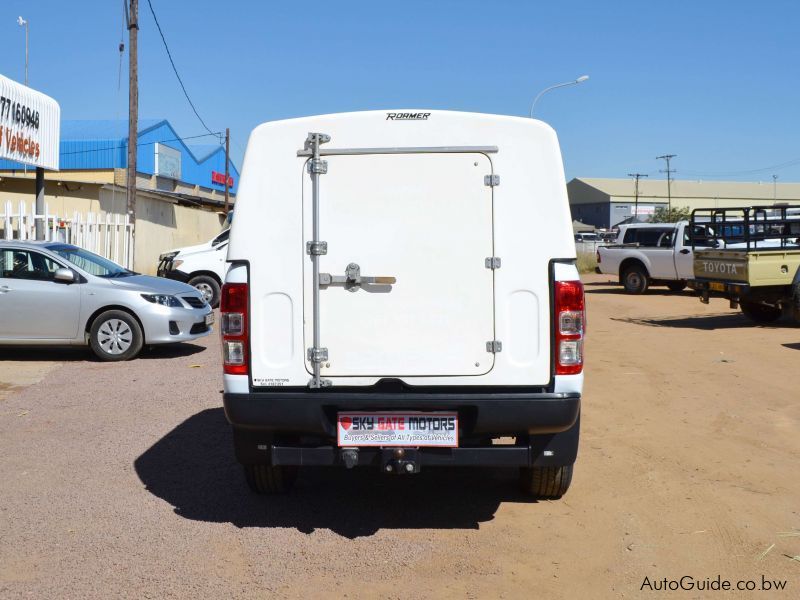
[585,286,692,297]
[783,342,800,351]
[0,343,205,362]
[611,313,793,330]
[135,408,526,538]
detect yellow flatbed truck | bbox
[689,206,800,324]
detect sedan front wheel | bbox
[89,310,144,361]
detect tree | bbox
[652,205,691,223]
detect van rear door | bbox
[303,151,495,379]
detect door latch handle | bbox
[679,249,691,255]
[0,285,10,293]
[319,263,396,290]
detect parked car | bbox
[574,232,598,242]
[0,241,213,361]
[221,110,584,499]
[596,221,713,293]
[689,206,800,324]
[157,228,229,307]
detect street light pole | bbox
[17,16,28,85]
[529,75,589,118]
[18,16,45,240]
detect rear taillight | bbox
[554,280,585,375]
[221,282,248,375]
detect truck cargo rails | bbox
[689,205,800,324]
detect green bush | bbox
[576,252,598,274]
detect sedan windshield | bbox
[47,245,134,278]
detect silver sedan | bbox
[0,241,213,361]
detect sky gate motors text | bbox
[350,416,457,431]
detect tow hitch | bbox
[382,448,420,474]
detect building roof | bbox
[0,119,239,193]
[570,177,800,203]
[59,119,164,140]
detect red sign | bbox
[211,171,234,187]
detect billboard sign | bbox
[155,143,181,180]
[0,74,60,170]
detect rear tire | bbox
[188,275,221,308]
[519,465,573,499]
[622,265,649,294]
[89,310,143,361]
[739,299,782,324]
[243,464,298,494]
[666,280,687,292]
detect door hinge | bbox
[307,347,329,363]
[307,158,328,174]
[484,174,500,187]
[306,241,328,255]
[486,340,503,353]
[485,257,501,269]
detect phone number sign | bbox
[0,74,60,170]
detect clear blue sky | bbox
[1,0,799,183]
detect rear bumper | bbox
[690,278,750,302]
[223,390,581,437]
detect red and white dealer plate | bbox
[337,412,458,447]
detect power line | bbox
[145,0,216,139]
[59,132,223,156]
[680,156,800,178]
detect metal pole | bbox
[311,137,322,388]
[24,21,28,85]
[224,128,230,214]
[35,168,44,240]
[628,173,648,222]
[304,132,330,388]
[657,154,677,217]
[127,0,138,268]
[772,174,778,202]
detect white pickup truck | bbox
[597,221,710,293]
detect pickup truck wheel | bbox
[188,275,221,308]
[622,266,649,294]
[739,300,782,324]
[243,464,298,494]
[519,465,573,499]
[89,310,144,361]
[666,280,687,292]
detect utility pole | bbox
[224,128,230,215]
[772,174,778,202]
[656,154,677,216]
[127,0,139,265]
[627,173,648,221]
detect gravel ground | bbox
[1,278,799,598]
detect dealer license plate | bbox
[204,312,215,326]
[337,412,458,447]
[709,282,725,292]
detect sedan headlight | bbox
[159,251,179,261]
[141,294,183,307]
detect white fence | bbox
[0,200,134,269]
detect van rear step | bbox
[272,445,530,471]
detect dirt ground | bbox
[1,273,798,599]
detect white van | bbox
[157,227,230,307]
[221,110,585,499]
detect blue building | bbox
[1,119,239,198]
